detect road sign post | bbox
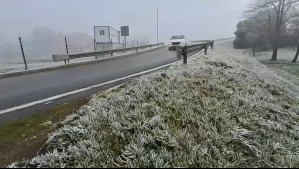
[121,26,129,51]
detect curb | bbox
[0,46,164,79]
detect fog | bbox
[0,0,250,61]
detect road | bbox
[0,47,178,122]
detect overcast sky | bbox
[0,0,250,43]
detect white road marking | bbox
[44,101,53,105]
[0,50,203,115]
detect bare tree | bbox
[245,32,265,56]
[246,0,299,61]
[247,14,271,55]
[287,8,299,62]
[234,14,270,55]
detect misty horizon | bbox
[0,0,250,60]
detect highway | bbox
[0,47,178,123]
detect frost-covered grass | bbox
[9,42,299,168]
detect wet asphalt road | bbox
[0,47,178,123]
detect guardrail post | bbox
[176,46,181,59]
[182,46,187,64]
[204,43,208,55]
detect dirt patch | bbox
[0,98,89,167]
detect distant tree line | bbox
[234,0,299,63]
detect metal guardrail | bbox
[176,41,213,64]
[186,43,210,54]
[53,43,164,64]
[190,40,211,43]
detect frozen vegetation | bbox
[9,40,299,168]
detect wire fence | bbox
[0,34,152,72]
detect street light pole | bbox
[157,4,159,44]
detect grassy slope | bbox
[9,44,299,168]
[0,99,89,167]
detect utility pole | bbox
[18,36,28,70]
[157,4,159,44]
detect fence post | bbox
[93,38,96,52]
[182,46,187,64]
[94,39,97,59]
[111,38,113,56]
[18,36,28,70]
[176,46,181,59]
[64,36,69,64]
